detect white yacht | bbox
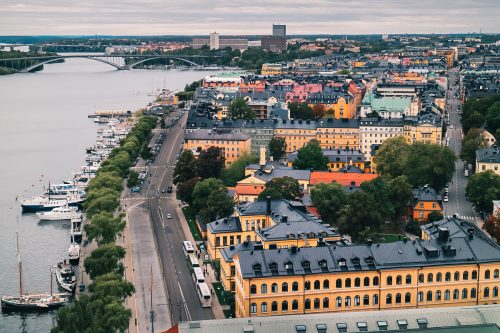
[68,233,80,265]
[36,206,80,221]
[20,196,68,213]
[71,215,83,243]
[54,260,76,293]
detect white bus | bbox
[188,253,200,268]
[182,241,195,258]
[196,282,212,308]
[192,267,205,284]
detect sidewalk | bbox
[175,205,225,320]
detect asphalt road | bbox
[144,110,215,325]
[443,68,477,221]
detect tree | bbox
[88,273,135,300]
[466,171,500,214]
[460,128,488,169]
[84,192,121,219]
[373,137,409,178]
[312,104,326,119]
[229,98,256,119]
[174,150,197,184]
[339,190,384,242]
[292,139,328,170]
[269,137,287,161]
[196,147,225,179]
[257,177,302,201]
[160,116,166,129]
[221,153,257,186]
[177,177,200,205]
[403,143,456,191]
[87,172,124,193]
[288,102,315,120]
[84,244,126,280]
[483,210,500,244]
[486,102,500,133]
[202,188,234,221]
[192,178,226,213]
[127,170,140,188]
[427,211,444,222]
[387,176,414,223]
[360,177,394,221]
[85,212,126,245]
[310,183,347,225]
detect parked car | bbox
[131,186,141,193]
[167,185,173,193]
[166,214,172,219]
[161,188,166,193]
[443,196,449,202]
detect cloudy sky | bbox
[1,0,499,36]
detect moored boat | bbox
[36,205,80,221]
[54,260,76,293]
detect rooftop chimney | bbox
[266,196,271,215]
[259,145,266,167]
[438,227,449,243]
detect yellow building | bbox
[274,119,317,153]
[476,147,500,175]
[404,114,443,145]
[288,148,369,172]
[233,219,500,318]
[183,129,251,166]
[261,63,284,75]
[315,118,360,150]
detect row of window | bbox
[249,270,500,294]
[249,287,500,314]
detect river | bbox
[0,58,215,332]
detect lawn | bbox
[381,233,403,243]
[182,206,202,241]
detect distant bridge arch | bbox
[22,56,123,72]
[124,57,201,69]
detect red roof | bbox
[234,184,265,196]
[310,171,377,187]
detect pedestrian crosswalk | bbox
[445,215,476,221]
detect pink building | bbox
[285,83,323,103]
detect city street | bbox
[443,67,477,221]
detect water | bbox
[0,58,214,332]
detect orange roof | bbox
[310,171,377,187]
[234,184,265,196]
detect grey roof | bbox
[360,117,405,127]
[258,219,338,242]
[413,185,441,203]
[217,118,276,129]
[476,146,500,163]
[246,161,289,171]
[207,216,241,234]
[178,305,500,333]
[252,167,311,182]
[275,119,317,130]
[288,148,366,163]
[316,118,360,129]
[185,129,250,141]
[220,241,262,263]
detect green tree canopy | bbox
[460,128,488,169]
[229,98,256,119]
[257,177,302,201]
[310,182,347,225]
[174,150,197,184]
[373,136,409,178]
[87,172,123,194]
[269,137,287,161]
[427,211,444,222]
[486,102,500,132]
[192,178,226,213]
[196,146,225,179]
[360,177,394,221]
[387,175,414,222]
[84,244,126,280]
[466,170,500,214]
[288,102,315,120]
[85,211,126,245]
[177,177,200,205]
[84,192,121,219]
[127,170,140,188]
[202,188,234,221]
[292,139,328,170]
[221,153,257,186]
[88,273,135,300]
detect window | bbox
[250,302,257,314]
[271,301,278,312]
[387,276,393,285]
[453,289,459,299]
[354,277,361,287]
[261,302,268,313]
[323,279,330,290]
[345,278,351,288]
[396,293,402,304]
[373,294,379,305]
[364,277,370,286]
[261,284,267,294]
[304,299,311,310]
[417,291,423,302]
[336,279,342,288]
[357,322,368,332]
[454,271,460,281]
[444,289,450,300]
[336,296,342,308]
[272,283,278,293]
[314,280,320,290]
[354,295,360,306]
[345,296,351,307]
[282,300,288,312]
[250,284,257,294]
[463,271,469,280]
[418,274,424,283]
[336,323,348,333]
[427,273,433,283]
[314,298,320,309]
[472,270,478,279]
[316,324,327,333]
[373,276,379,286]
[436,290,442,301]
[363,294,370,305]
[397,320,408,330]
[386,294,392,304]
[485,287,490,298]
[462,288,468,299]
[471,288,477,298]
[296,325,307,333]
[377,321,388,331]
[292,281,299,292]
[304,281,311,291]
[405,292,411,303]
[282,282,288,292]
[406,274,412,284]
[417,318,428,329]
[292,300,299,310]
[494,287,499,297]
[445,272,451,281]
[323,297,329,308]
[436,273,442,282]
[426,291,432,301]
[485,270,491,279]
[495,269,499,278]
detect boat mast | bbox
[17,232,23,297]
[50,266,53,296]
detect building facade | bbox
[476,146,500,175]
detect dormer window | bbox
[269,262,278,273]
[301,260,310,270]
[351,257,360,266]
[252,263,262,274]
[318,259,328,269]
[338,258,346,267]
[285,261,293,271]
[365,256,374,265]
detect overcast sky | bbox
[1,0,499,36]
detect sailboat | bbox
[68,231,80,265]
[1,233,70,311]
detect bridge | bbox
[0,54,210,72]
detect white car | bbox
[166,214,172,219]
[443,196,449,202]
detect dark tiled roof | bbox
[413,185,441,202]
[207,216,241,234]
[476,146,500,163]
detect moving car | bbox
[166,214,172,219]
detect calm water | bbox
[0,58,213,332]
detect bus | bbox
[182,241,195,258]
[192,267,205,284]
[188,253,200,268]
[196,282,212,308]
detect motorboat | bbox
[20,196,68,212]
[54,260,76,293]
[71,215,83,243]
[68,233,80,265]
[1,233,70,311]
[36,205,80,221]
